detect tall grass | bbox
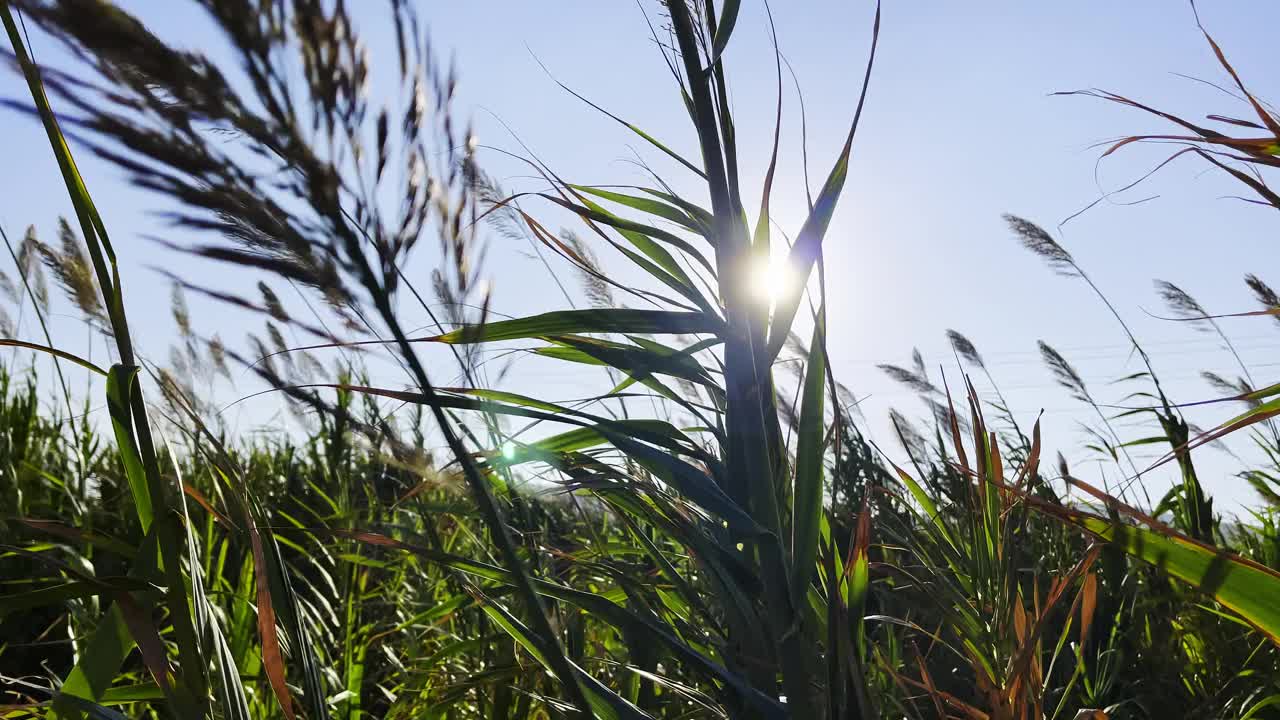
[2,2,1280,719]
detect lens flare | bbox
[751,256,793,306]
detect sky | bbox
[3,1,1280,512]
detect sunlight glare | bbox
[751,255,793,307]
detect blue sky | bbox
[4,1,1280,511]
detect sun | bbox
[751,254,793,307]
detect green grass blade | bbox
[790,314,827,602]
[104,366,151,530]
[536,61,706,179]
[765,2,880,360]
[333,384,704,457]
[49,530,163,717]
[570,185,705,235]
[1075,515,1280,644]
[497,420,685,464]
[0,339,108,376]
[2,8,210,715]
[542,193,716,277]
[601,429,762,534]
[427,309,722,343]
[637,187,715,232]
[710,0,742,64]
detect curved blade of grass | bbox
[610,242,714,313]
[1,226,78,422]
[112,591,175,701]
[53,606,137,717]
[496,420,681,465]
[248,519,296,720]
[46,696,130,720]
[753,0,783,261]
[604,337,727,419]
[541,193,716,277]
[427,309,723,344]
[1189,0,1280,137]
[19,518,137,558]
[515,205,694,310]
[0,339,107,375]
[1002,476,1280,646]
[534,57,706,179]
[1073,514,1280,645]
[570,185,704,235]
[636,187,714,233]
[379,385,707,457]
[529,345,722,415]
[766,2,880,360]
[887,460,958,555]
[1243,695,1280,720]
[100,684,164,704]
[437,386,575,414]
[709,0,742,64]
[548,335,720,394]
[600,429,761,534]
[1144,393,1280,474]
[2,10,211,715]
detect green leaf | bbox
[437,386,570,414]
[710,1,742,64]
[790,314,827,602]
[638,187,715,232]
[0,339,108,375]
[889,462,959,556]
[539,71,706,179]
[1242,695,1280,720]
[343,381,746,528]
[542,193,716,277]
[499,419,682,464]
[379,385,707,459]
[47,696,130,720]
[600,429,760,534]
[51,531,163,716]
[1075,516,1280,645]
[100,684,165,704]
[1148,392,1280,471]
[765,3,880,360]
[0,579,152,618]
[105,365,151,531]
[20,518,138,558]
[570,185,704,235]
[549,335,721,394]
[427,309,722,344]
[604,336,727,415]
